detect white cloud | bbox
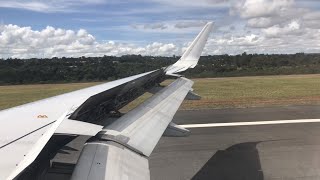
[0,0,107,12]
[0,24,180,59]
[247,17,282,28]
[232,0,294,19]
[223,0,320,54]
[0,1,50,12]
[262,20,302,38]
[215,34,261,46]
[174,21,208,29]
[132,23,168,30]
[231,0,310,29]
[130,20,212,34]
[0,0,229,13]
[148,0,230,8]
[204,25,320,55]
[2,0,320,58]
[1,20,320,59]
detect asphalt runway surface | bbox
[47,105,320,180]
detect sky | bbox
[0,0,320,58]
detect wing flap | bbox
[55,120,103,136]
[99,77,193,156]
[163,122,190,137]
[71,141,149,180]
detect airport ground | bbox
[2,74,320,179]
[47,105,320,180]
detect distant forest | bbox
[1,53,320,85]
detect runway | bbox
[48,105,320,180]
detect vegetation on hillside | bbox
[1,53,320,85]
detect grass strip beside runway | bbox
[1,74,320,111]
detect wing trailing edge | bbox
[55,120,103,136]
[71,77,194,179]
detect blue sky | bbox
[0,0,320,58]
[0,1,227,42]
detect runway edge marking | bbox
[180,119,320,128]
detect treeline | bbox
[1,53,320,85]
[0,55,176,85]
[184,53,320,78]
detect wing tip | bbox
[165,21,214,74]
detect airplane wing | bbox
[0,70,161,180]
[71,77,193,180]
[70,22,213,180]
[0,22,213,180]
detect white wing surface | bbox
[71,77,194,180]
[0,71,154,180]
[166,22,213,74]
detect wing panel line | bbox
[0,120,56,149]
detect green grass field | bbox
[1,74,320,111]
[182,74,320,109]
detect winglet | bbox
[166,22,213,74]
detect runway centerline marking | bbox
[180,119,320,128]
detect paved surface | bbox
[47,105,320,180]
